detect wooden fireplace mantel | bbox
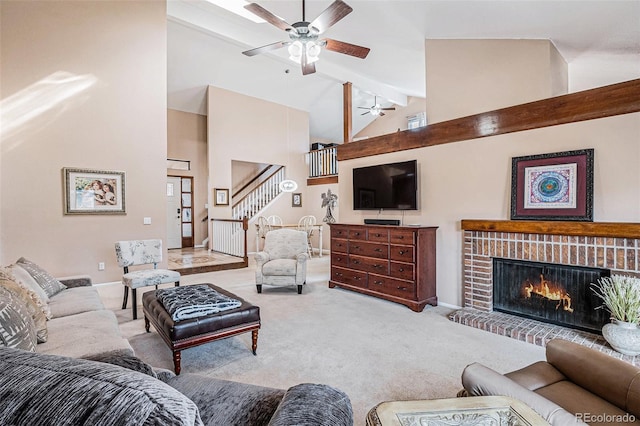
[461,219,640,239]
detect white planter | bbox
[602,319,640,356]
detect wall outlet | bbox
[143,217,152,225]
[98,262,105,271]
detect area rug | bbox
[97,257,545,425]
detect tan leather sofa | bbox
[461,339,640,425]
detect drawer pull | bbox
[374,264,382,269]
[352,260,360,264]
[397,286,407,291]
[374,248,382,252]
[398,236,404,239]
[354,276,361,281]
[375,233,381,237]
[399,268,404,272]
[335,272,343,277]
[399,250,406,255]
[373,280,383,285]
[353,245,360,249]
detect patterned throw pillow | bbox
[0,286,37,351]
[0,278,48,343]
[17,258,67,298]
[4,266,52,320]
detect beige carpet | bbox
[96,256,545,425]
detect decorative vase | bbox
[602,319,640,356]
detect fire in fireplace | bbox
[493,258,610,334]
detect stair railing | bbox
[210,217,248,263]
[232,166,285,220]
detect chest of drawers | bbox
[329,223,437,312]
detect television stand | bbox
[329,223,438,312]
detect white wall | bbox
[338,113,640,307]
[425,39,567,123]
[0,1,167,281]
[207,86,311,252]
[335,38,638,308]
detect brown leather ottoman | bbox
[142,283,260,375]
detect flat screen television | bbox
[353,160,417,210]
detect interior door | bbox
[166,176,182,249]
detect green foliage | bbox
[591,275,640,324]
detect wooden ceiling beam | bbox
[343,82,353,143]
[337,79,640,161]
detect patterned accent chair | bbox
[255,229,309,294]
[115,239,180,319]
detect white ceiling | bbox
[167,0,640,142]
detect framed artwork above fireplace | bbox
[510,149,594,221]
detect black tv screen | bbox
[353,160,417,210]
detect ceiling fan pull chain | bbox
[302,0,305,22]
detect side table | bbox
[366,396,550,426]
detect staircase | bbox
[232,166,285,221]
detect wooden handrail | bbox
[232,165,284,209]
[338,79,640,161]
[232,165,280,198]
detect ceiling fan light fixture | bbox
[306,42,322,62]
[288,40,322,64]
[288,41,303,62]
[371,104,381,116]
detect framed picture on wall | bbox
[292,193,302,207]
[214,188,229,206]
[63,168,126,214]
[510,149,594,221]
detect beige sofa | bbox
[36,275,133,357]
[0,261,354,426]
[461,339,640,425]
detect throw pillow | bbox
[17,257,67,297]
[0,286,37,352]
[3,265,52,319]
[0,277,48,343]
[0,347,203,426]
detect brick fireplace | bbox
[450,219,640,365]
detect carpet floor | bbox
[96,256,545,425]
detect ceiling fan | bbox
[242,0,370,75]
[359,96,396,116]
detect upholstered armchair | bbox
[255,229,309,294]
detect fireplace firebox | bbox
[493,258,610,334]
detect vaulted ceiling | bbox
[167,0,640,142]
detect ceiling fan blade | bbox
[361,111,370,116]
[357,107,370,109]
[310,0,353,33]
[244,3,294,31]
[379,112,386,117]
[300,48,316,75]
[381,108,396,111]
[242,41,289,57]
[322,38,370,59]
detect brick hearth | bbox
[450,220,640,365]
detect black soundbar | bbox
[364,219,400,226]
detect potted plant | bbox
[591,275,640,355]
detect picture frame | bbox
[214,188,229,206]
[292,193,302,207]
[63,168,126,215]
[510,149,594,221]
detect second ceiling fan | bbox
[359,96,396,116]
[242,0,370,75]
